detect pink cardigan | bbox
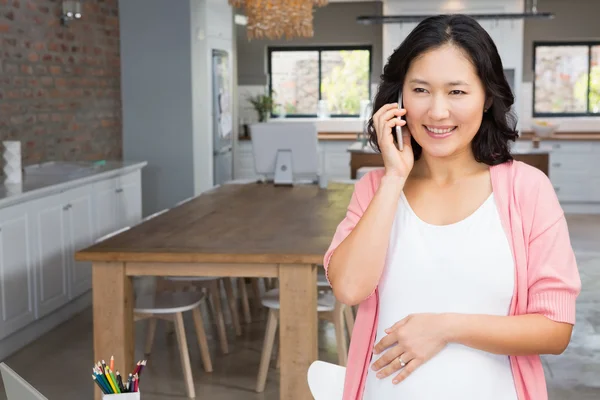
[324,161,581,400]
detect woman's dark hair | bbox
[367,14,518,165]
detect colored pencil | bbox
[108,367,121,393]
[92,375,109,394]
[92,357,146,394]
[116,371,125,393]
[94,368,110,394]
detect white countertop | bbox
[346,141,552,154]
[0,161,147,209]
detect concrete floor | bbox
[0,214,599,400]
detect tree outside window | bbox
[534,42,600,116]
[268,46,371,117]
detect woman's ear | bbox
[484,98,493,112]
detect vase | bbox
[3,141,22,184]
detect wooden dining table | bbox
[75,182,354,400]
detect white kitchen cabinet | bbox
[116,170,142,227]
[0,162,145,360]
[93,177,119,239]
[92,170,142,237]
[547,141,600,205]
[34,191,70,318]
[0,203,35,341]
[64,185,95,300]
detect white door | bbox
[35,193,69,318]
[93,177,118,238]
[64,186,95,299]
[116,171,142,228]
[0,203,35,340]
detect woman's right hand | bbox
[373,103,414,180]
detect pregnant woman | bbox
[324,14,581,400]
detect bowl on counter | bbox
[531,120,559,138]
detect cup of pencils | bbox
[92,356,146,399]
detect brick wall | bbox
[0,0,121,166]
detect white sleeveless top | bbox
[363,192,518,400]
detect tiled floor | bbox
[0,214,599,400]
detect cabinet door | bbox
[35,193,69,318]
[64,186,95,299]
[116,171,142,228]
[0,203,35,340]
[93,178,118,238]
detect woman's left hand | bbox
[370,313,451,384]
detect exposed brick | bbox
[20,64,33,74]
[0,0,121,165]
[5,63,18,73]
[34,65,47,74]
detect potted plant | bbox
[248,93,275,122]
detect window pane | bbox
[271,51,319,115]
[590,46,600,114]
[534,45,589,113]
[321,50,370,115]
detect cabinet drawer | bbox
[549,153,595,174]
[552,180,600,202]
[545,141,595,153]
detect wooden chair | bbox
[255,288,354,393]
[135,291,212,399]
[163,276,238,354]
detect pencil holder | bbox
[102,392,140,399]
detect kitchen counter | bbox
[347,141,551,154]
[0,161,147,209]
[346,141,551,178]
[239,130,600,142]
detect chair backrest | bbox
[307,360,345,400]
[0,363,48,400]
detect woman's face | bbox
[403,44,487,159]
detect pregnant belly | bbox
[363,343,518,400]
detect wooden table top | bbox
[75,183,354,265]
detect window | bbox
[533,41,600,116]
[268,46,372,117]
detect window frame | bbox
[267,45,373,118]
[532,40,599,117]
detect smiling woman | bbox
[325,13,581,400]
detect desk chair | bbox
[0,363,47,400]
[307,360,345,400]
[255,288,354,392]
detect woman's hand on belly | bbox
[370,313,451,385]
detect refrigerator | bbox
[212,49,233,186]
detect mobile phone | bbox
[396,91,403,151]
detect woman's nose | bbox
[428,96,450,120]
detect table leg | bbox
[278,264,317,400]
[93,262,134,400]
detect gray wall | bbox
[120,0,195,216]
[523,0,600,82]
[236,1,383,86]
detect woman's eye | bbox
[414,88,427,93]
[450,90,466,95]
